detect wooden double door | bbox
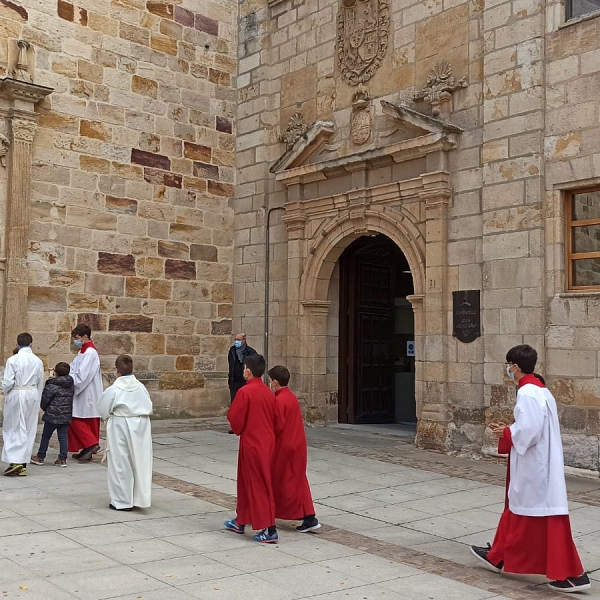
[339,235,414,424]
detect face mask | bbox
[73,339,84,348]
[506,364,515,380]
[234,340,242,348]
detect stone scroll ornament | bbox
[278,113,309,150]
[337,0,390,86]
[414,61,467,116]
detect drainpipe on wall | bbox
[264,206,286,381]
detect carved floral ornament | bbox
[414,61,467,116]
[337,0,390,86]
[278,113,309,150]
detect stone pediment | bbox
[271,101,462,184]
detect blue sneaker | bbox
[224,518,245,534]
[253,529,278,543]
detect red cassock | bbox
[488,377,584,581]
[272,387,315,520]
[68,417,100,452]
[227,377,277,530]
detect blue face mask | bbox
[73,339,84,348]
[234,340,243,348]
[506,364,515,380]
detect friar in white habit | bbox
[2,332,45,476]
[97,354,153,511]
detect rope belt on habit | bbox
[12,385,37,390]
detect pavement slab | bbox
[0,419,598,599]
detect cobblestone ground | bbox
[1,419,599,599]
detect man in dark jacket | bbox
[30,362,75,468]
[227,334,256,433]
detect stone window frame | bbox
[565,0,600,21]
[565,187,600,291]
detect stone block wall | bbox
[543,6,600,470]
[0,0,237,417]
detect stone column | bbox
[0,77,53,359]
[3,117,36,357]
[416,171,453,449]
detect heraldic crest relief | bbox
[337,0,390,86]
[350,86,372,145]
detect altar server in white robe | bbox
[97,354,153,511]
[68,324,103,462]
[2,333,45,476]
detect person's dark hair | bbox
[506,344,537,374]
[12,347,18,355]
[534,373,546,386]
[115,354,133,376]
[268,365,290,387]
[244,353,266,378]
[54,362,70,377]
[71,324,91,338]
[16,332,32,347]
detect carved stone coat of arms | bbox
[337,0,390,86]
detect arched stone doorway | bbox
[338,234,416,425]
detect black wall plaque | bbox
[452,290,481,343]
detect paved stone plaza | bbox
[1,421,600,599]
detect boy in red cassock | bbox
[224,354,279,543]
[471,344,590,593]
[268,365,320,533]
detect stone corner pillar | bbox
[0,77,53,360]
[415,170,453,450]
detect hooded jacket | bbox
[41,375,75,425]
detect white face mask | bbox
[506,364,515,380]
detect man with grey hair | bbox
[227,333,256,433]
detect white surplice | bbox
[70,345,103,418]
[97,375,153,509]
[508,382,569,517]
[1,347,45,464]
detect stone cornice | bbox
[0,78,53,104]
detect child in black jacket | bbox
[31,362,75,468]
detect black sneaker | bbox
[77,444,100,462]
[296,517,321,533]
[470,544,503,573]
[548,573,591,593]
[109,503,132,512]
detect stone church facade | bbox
[236,0,600,470]
[1,0,600,468]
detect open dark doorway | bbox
[339,234,415,424]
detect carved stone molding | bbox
[11,117,36,142]
[350,86,372,146]
[281,211,308,239]
[9,40,32,83]
[0,133,9,167]
[337,0,390,86]
[279,113,309,150]
[414,61,467,116]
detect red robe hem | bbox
[68,417,100,452]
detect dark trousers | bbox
[37,422,69,460]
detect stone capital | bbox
[281,212,307,239]
[11,117,36,142]
[300,299,331,316]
